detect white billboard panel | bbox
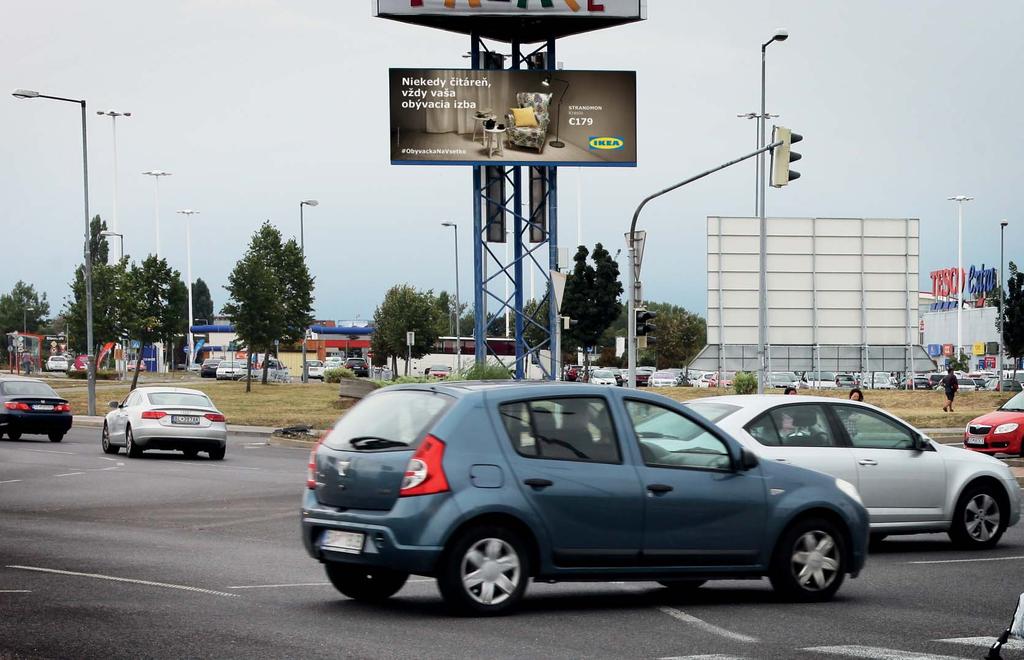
[375,0,645,18]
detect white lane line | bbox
[53,472,85,477]
[228,582,330,589]
[801,645,970,659]
[7,565,238,598]
[21,448,75,455]
[657,607,758,643]
[935,637,1024,651]
[0,590,32,593]
[97,457,119,462]
[909,555,1024,565]
[92,467,121,472]
[659,655,751,659]
[0,480,23,485]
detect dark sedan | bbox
[344,357,370,377]
[0,377,73,442]
[200,359,222,378]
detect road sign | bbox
[551,271,568,313]
[406,331,415,346]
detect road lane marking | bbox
[0,480,23,484]
[935,637,1024,651]
[909,555,1024,565]
[0,590,31,593]
[660,656,751,659]
[228,582,331,589]
[657,607,758,643]
[19,448,76,455]
[53,472,85,477]
[92,467,121,472]
[7,565,238,598]
[802,646,970,659]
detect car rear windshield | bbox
[1,381,60,397]
[1001,391,1024,412]
[324,390,453,451]
[147,392,214,408]
[682,401,741,423]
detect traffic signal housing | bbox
[636,309,656,336]
[770,126,802,187]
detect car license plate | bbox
[33,404,53,411]
[172,415,200,425]
[966,437,986,446]
[321,530,364,554]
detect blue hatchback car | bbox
[302,382,869,615]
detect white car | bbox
[324,357,345,371]
[45,355,69,372]
[649,370,680,387]
[801,371,838,390]
[589,369,618,386]
[683,395,1021,548]
[101,386,227,459]
[867,372,895,390]
[216,358,250,380]
[305,360,325,380]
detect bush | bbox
[67,369,120,381]
[389,376,431,385]
[324,367,355,384]
[454,362,513,381]
[733,371,758,395]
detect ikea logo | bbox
[588,136,624,150]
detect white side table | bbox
[472,114,495,145]
[484,126,507,158]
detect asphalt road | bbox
[2,427,1023,660]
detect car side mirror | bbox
[740,448,759,471]
[913,434,930,451]
[108,400,119,409]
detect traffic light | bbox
[635,309,656,336]
[770,126,802,187]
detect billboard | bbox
[389,68,636,166]
[375,0,645,19]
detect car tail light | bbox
[141,411,167,419]
[400,435,449,497]
[55,404,71,413]
[204,413,226,422]
[4,402,30,411]
[306,433,325,490]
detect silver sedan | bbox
[101,387,227,459]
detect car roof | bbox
[133,386,209,396]
[0,375,43,383]
[684,394,903,423]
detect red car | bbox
[963,390,1024,456]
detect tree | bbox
[560,243,623,373]
[64,259,129,354]
[1001,261,1024,376]
[192,278,214,323]
[371,285,440,376]
[222,250,285,393]
[643,302,707,369]
[89,215,109,266]
[167,277,189,369]
[122,256,182,390]
[0,281,50,334]
[949,351,971,373]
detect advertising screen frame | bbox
[375,0,646,19]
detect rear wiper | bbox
[348,436,408,450]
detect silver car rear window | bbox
[147,392,214,408]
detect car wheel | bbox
[437,526,529,616]
[7,430,22,441]
[101,424,119,455]
[949,485,1006,549]
[769,517,847,602]
[48,432,64,443]
[125,426,142,458]
[208,446,226,460]
[657,579,707,592]
[324,562,408,603]
[182,448,200,459]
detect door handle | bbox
[858,459,878,466]
[523,478,553,489]
[775,458,789,463]
[646,483,673,494]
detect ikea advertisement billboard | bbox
[389,68,637,166]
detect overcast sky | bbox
[3,1,1022,323]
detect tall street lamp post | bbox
[176,210,200,371]
[756,30,788,395]
[441,222,462,373]
[142,170,172,258]
[999,219,1008,380]
[96,109,130,260]
[947,195,974,359]
[299,200,318,383]
[737,111,778,216]
[12,88,97,415]
[100,230,124,260]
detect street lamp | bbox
[176,210,199,371]
[96,110,130,260]
[999,219,1009,381]
[22,305,37,333]
[100,230,124,260]
[737,111,778,216]
[299,200,318,383]
[756,29,788,395]
[947,195,974,358]
[12,88,97,415]
[142,170,172,258]
[441,222,462,373]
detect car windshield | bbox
[652,372,674,378]
[1000,391,1024,412]
[593,370,614,378]
[324,390,452,451]
[771,372,796,381]
[683,401,741,423]
[815,372,837,380]
[147,392,214,408]
[1,381,60,397]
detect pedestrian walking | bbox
[941,367,959,413]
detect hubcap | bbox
[965,494,1000,542]
[460,538,520,606]
[102,427,109,449]
[791,531,840,591]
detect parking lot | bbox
[1,427,1022,659]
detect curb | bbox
[70,415,321,442]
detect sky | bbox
[2,0,1022,323]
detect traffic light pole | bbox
[626,140,782,388]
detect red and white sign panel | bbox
[375,0,645,18]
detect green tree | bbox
[167,277,189,369]
[64,259,129,354]
[1001,261,1024,376]
[644,301,708,369]
[192,278,214,323]
[222,250,285,393]
[949,351,971,373]
[561,243,623,373]
[123,256,182,390]
[371,285,440,376]
[0,281,50,334]
[89,215,109,266]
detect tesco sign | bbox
[929,264,997,298]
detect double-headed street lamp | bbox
[96,109,130,258]
[299,200,318,383]
[12,88,96,415]
[142,170,172,258]
[441,222,462,373]
[947,195,974,358]
[176,210,200,370]
[999,219,1009,380]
